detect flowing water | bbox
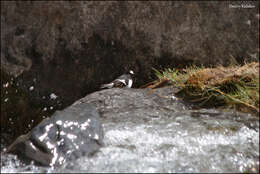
[1,107,259,173]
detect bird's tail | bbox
[100,83,113,89]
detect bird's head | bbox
[129,70,134,75]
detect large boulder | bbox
[73,86,190,121]
[5,86,188,167]
[6,103,104,166]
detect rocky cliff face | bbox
[1,1,259,141]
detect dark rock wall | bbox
[1,1,259,141]
[2,1,259,74]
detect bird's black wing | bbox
[112,79,127,88]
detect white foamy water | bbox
[1,109,258,173]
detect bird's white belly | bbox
[127,79,133,88]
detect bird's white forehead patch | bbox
[129,70,134,75]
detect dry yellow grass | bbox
[144,62,259,116]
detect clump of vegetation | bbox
[144,62,259,116]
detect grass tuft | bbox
[145,62,259,116]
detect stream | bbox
[1,107,259,173]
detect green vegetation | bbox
[145,62,259,116]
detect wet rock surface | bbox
[1,87,259,172]
[74,86,190,120]
[5,103,104,167]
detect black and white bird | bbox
[100,70,135,89]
